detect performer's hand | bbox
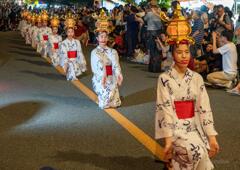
[52,48,56,53]
[117,74,123,86]
[164,144,173,160]
[63,64,68,72]
[208,136,220,158]
[164,137,173,160]
[102,76,107,88]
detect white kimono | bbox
[91,46,122,109]
[22,23,31,44]
[20,20,27,37]
[59,38,87,81]
[38,26,52,57]
[48,34,62,66]
[155,67,218,170]
[31,26,40,49]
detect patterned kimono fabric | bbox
[91,46,122,109]
[29,25,37,49]
[155,67,217,170]
[48,34,62,66]
[20,20,27,38]
[59,38,86,81]
[39,26,52,58]
[22,23,30,44]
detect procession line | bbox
[44,57,166,162]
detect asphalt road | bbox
[0,31,239,170]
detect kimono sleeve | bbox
[59,41,68,67]
[91,50,104,77]
[155,75,174,139]
[111,49,122,77]
[197,75,218,136]
[76,40,86,66]
[48,35,54,48]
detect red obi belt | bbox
[174,100,195,119]
[53,43,59,49]
[67,51,77,59]
[43,35,48,41]
[106,65,113,76]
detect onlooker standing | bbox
[235,15,240,74]
[215,5,233,33]
[125,6,139,59]
[207,31,238,88]
[200,5,209,31]
[144,1,163,72]
[191,10,204,57]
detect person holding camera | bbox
[207,30,237,88]
[215,5,233,33]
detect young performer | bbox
[155,4,219,169]
[20,10,28,38]
[39,10,52,58]
[91,10,123,109]
[32,14,42,50]
[24,13,32,45]
[48,15,62,66]
[59,13,86,81]
[28,14,37,47]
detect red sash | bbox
[174,101,195,119]
[53,43,59,49]
[67,51,77,59]
[106,65,113,76]
[43,35,48,41]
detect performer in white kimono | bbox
[32,15,42,50]
[91,10,123,109]
[155,4,219,170]
[48,16,62,66]
[27,14,37,46]
[19,10,27,34]
[20,10,28,38]
[23,13,32,45]
[59,13,86,81]
[38,10,52,58]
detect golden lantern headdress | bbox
[36,14,42,23]
[160,4,195,45]
[64,12,76,29]
[31,13,37,23]
[26,12,32,22]
[95,9,110,34]
[41,10,49,22]
[50,15,60,28]
[21,10,29,19]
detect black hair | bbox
[221,30,233,41]
[95,31,108,37]
[130,6,138,13]
[217,5,224,9]
[171,1,180,9]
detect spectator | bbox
[207,30,238,88]
[235,15,240,74]
[144,1,163,72]
[200,5,209,31]
[125,6,139,59]
[75,18,89,46]
[215,5,233,33]
[191,10,204,57]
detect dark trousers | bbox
[236,44,240,75]
[147,30,162,73]
[126,31,138,57]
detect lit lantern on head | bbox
[160,4,195,45]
